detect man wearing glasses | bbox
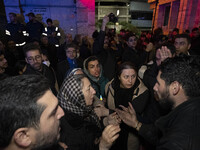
[23,43,58,95]
[57,43,83,87]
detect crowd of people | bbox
[0,12,200,150]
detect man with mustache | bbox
[116,55,200,150]
[23,43,58,95]
[0,75,65,150]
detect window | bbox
[131,12,153,20]
[163,6,170,26]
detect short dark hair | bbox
[46,18,52,24]
[0,50,4,56]
[65,43,77,52]
[9,12,16,17]
[15,60,27,73]
[27,12,35,17]
[160,55,200,98]
[192,27,199,32]
[23,43,42,57]
[175,34,191,44]
[0,75,50,148]
[117,62,137,76]
[173,28,179,33]
[125,32,137,41]
[85,56,99,70]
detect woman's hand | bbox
[103,112,121,126]
[59,142,68,150]
[94,104,109,118]
[99,125,121,150]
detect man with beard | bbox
[23,43,58,95]
[0,75,65,150]
[0,50,17,79]
[116,55,200,150]
[0,75,120,150]
[0,51,9,80]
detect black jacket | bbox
[57,59,83,87]
[122,46,148,69]
[92,30,122,80]
[24,64,57,95]
[139,97,200,150]
[60,110,101,150]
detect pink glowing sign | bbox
[80,0,95,10]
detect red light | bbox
[80,0,95,10]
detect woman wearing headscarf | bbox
[83,56,109,100]
[58,74,102,150]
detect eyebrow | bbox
[87,84,91,90]
[89,64,95,67]
[49,103,59,118]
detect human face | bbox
[0,41,5,51]
[31,90,64,149]
[41,36,48,45]
[66,47,76,59]
[192,30,199,38]
[87,60,101,78]
[8,40,16,50]
[47,22,52,27]
[81,78,96,106]
[25,50,43,71]
[174,38,191,55]
[153,71,174,109]
[0,54,8,69]
[66,34,73,44]
[28,16,34,21]
[119,69,137,89]
[9,14,16,22]
[127,36,137,49]
[104,36,109,48]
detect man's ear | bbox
[13,128,32,148]
[188,43,191,50]
[25,58,28,64]
[118,75,121,80]
[171,81,180,95]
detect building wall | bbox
[95,0,130,23]
[3,0,95,38]
[130,1,153,30]
[148,0,200,34]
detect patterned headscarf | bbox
[58,75,101,128]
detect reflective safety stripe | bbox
[26,33,29,36]
[16,42,26,47]
[45,27,47,32]
[5,30,11,36]
[23,31,27,36]
[20,42,26,46]
[55,44,59,47]
[57,32,61,36]
[42,33,48,36]
[55,27,58,31]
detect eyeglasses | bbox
[27,55,42,63]
[66,50,76,54]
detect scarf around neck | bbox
[58,75,101,128]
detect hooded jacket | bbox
[83,58,109,99]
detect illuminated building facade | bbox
[148,0,200,34]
